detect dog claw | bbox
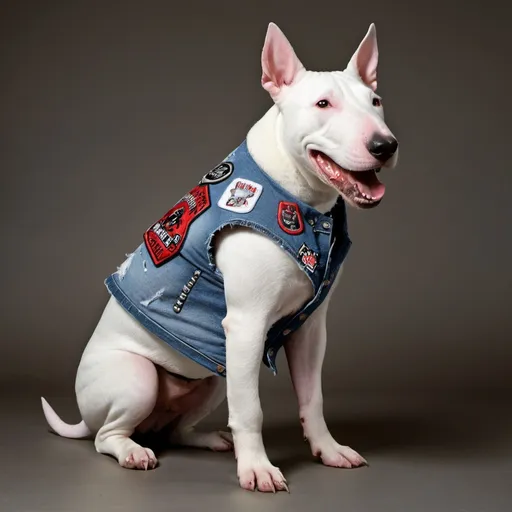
[276,480,290,493]
[121,446,157,471]
[309,437,367,470]
[238,461,288,493]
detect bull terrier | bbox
[41,22,399,493]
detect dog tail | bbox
[41,397,92,439]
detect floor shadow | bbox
[10,388,511,479]
[260,410,512,473]
[131,407,512,477]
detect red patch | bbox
[144,185,211,267]
[277,201,304,235]
[298,243,318,273]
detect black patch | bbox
[200,162,234,184]
[298,243,319,273]
[173,270,202,313]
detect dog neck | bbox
[246,105,339,214]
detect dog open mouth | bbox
[309,150,385,207]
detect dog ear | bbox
[345,23,379,91]
[261,22,305,98]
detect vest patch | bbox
[298,243,319,273]
[144,185,211,267]
[278,201,304,235]
[200,162,234,184]
[217,178,263,213]
[105,139,352,378]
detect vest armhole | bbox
[205,219,295,275]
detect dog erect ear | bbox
[345,23,379,91]
[261,22,305,97]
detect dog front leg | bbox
[223,315,288,493]
[284,300,368,469]
[215,227,296,492]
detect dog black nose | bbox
[368,134,398,162]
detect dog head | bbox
[261,22,399,209]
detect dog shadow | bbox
[134,408,511,477]
[264,410,512,472]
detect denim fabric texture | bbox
[104,140,352,377]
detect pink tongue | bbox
[350,170,386,200]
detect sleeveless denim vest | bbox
[104,140,352,377]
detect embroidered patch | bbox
[144,185,211,267]
[217,178,263,214]
[298,243,319,273]
[173,270,201,313]
[200,162,234,184]
[278,201,304,235]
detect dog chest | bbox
[104,140,352,377]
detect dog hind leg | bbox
[76,350,159,470]
[169,376,233,452]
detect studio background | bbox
[1,0,510,413]
[2,1,512,510]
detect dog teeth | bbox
[354,192,376,203]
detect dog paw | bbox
[237,459,289,493]
[310,436,367,468]
[121,446,158,470]
[171,429,234,452]
[210,431,234,451]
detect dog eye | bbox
[316,100,330,108]
[372,97,382,107]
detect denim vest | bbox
[104,140,352,377]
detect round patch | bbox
[200,162,234,184]
[278,201,304,235]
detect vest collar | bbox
[231,139,348,232]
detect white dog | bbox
[41,22,399,493]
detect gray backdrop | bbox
[1,0,510,404]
